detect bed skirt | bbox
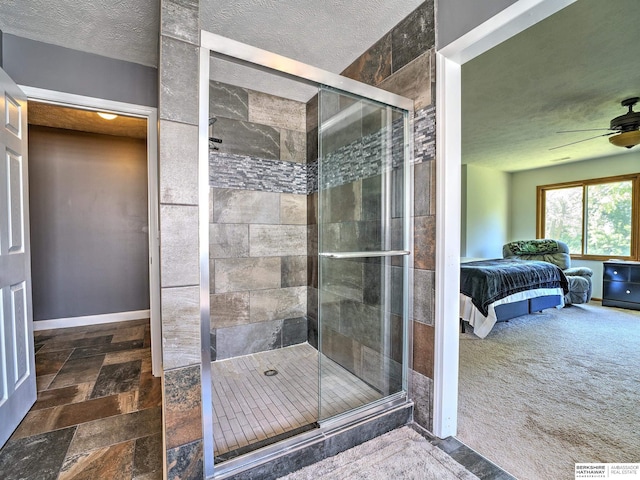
[460,288,564,338]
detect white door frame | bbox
[432,0,576,438]
[19,86,163,377]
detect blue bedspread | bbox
[460,259,569,316]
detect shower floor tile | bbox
[211,343,382,459]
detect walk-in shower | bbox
[199,32,413,478]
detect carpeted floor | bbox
[457,302,640,480]
[281,427,479,479]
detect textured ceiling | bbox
[0,0,160,67]
[201,1,425,101]
[0,0,424,85]
[200,1,424,72]
[28,102,147,139]
[462,0,640,172]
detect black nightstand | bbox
[602,260,640,311]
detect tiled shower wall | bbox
[209,81,309,360]
[208,75,411,398]
[338,0,437,430]
[306,94,407,394]
[159,1,437,476]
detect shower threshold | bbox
[211,343,382,462]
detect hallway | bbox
[0,319,162,479]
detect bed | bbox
[460,258,569,338]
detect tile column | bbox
[158,0,204,478]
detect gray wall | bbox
[2,33,157,107]
[436,0,518,49]
[29,126,150,320]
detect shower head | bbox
[209,116,222,150]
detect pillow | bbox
[508,239,560,255]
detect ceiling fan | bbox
[551,97,640,150]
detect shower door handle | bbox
[319,250,410,259]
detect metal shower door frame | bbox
[198,31,414,479]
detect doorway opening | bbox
[29,102,150,328]
[20,87,161,376]
[433,0,577,458]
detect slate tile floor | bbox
[0,320,162,480]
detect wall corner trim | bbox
[437,0,576,64]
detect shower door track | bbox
[214,393,410,480]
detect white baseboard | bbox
[33,310,151,331]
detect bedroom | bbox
[457,1,640,478]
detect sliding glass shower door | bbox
[317,87,409,421]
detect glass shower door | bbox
[317,87,409,421]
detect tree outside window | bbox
[539,176,635,259]
[544,186,582,253]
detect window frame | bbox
[536,173,640,261]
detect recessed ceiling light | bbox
[97,112,118,120]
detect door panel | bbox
[317,86,409,421]
[12,282,28,384]
[0,294,6,406]
[0,67,35,448]
[7,150,24,252]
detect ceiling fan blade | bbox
[549,132,616,151]
[556,128,614,133]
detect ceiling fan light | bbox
[609,130,640,149]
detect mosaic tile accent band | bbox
[319,127,402,192]
[414,105,435,164]
[306,161,318,194]
[210,153,308,195]
[209,105,435,194]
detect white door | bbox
[0,67,35,448]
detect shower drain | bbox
[264,369,278,377]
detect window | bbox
[537,175,638,259]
